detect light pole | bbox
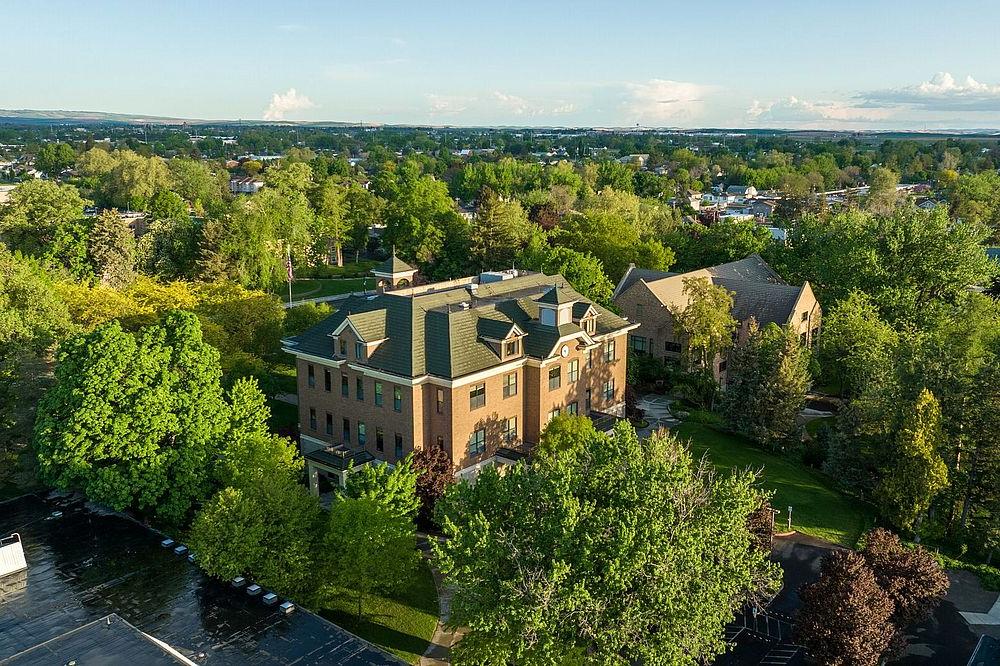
[787,506,793,532]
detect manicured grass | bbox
[272,278,369,301]
[320,559,439,664]
[673,422,874,548]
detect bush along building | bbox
[283,253,638,492]
[613,254,821,382]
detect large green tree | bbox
[0,179,92,277]
[434,423,780,665]
[723,322,812,448]
[34,311,229,524]
[780,207,997,322]
[87,209,136,288]
[322,496,420,621]
[668,277,737,371]
[876,389,949,533]
[190,473,322,596]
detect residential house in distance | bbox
[229,176,265,195]
[612,255,820,382]
[283,254,638,491]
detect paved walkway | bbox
[417,536,463,665]
[634,394,680,438]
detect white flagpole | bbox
[286,243,293,306]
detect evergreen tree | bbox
[87,209,136,288]
[723,322,812,448]
[876,388,949,532]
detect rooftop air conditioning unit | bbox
[0,533,27,578]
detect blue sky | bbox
[4,0,1000,129]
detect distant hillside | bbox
[0,109,359,127]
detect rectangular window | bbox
[503,372,517,398]
[307,364,315,388]
[504,339,519,357]
[393,386,402,412]
[355,341,365,359]
[341,374,349,397]
[376,427,384,452]
[548,365,561,391]
[324,369,332,392]
[584,318,596,334]
[325,412,333,435]
[665,340,682,353]
[719,360,728,372]
[394,433,403,459]
[469,428,486,455]
[470,383,486,409]
[603,379,615,402]
[342,417,351,443]
[585,388,592,413]
[549,407,561,422]
[502,416,517,443]
[587,347,594,369]
[309,407,317,430]
[339,339,347,356]
[375,382,383,406]
[436,388,445,414]
[358,422,366,447]
[568,359,579,383]
[636,303,644,317]
[356,377,364,401]
[436,435,445,450]
[568,401,578,415]
[630,335,647,353]
[801,311,809,322]
[604,339,616,362]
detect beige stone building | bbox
[612,255,821,380]
[283,254,637,492]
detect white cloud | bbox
[621,79,715,124]
[263,88,316,121]
[860,72,1000,111]
[427,93,473,116]
[747,96,892,124]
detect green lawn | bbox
[320,559,439,664]
[272,278,369,301]
[673,422,874,548]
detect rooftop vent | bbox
[247,583,263,596]
[160,538,174,549]
[263,592,279,606]
[280,601,296,615]
[231,576,246,588]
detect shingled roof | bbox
[615,255,810,327]
[284,272,633,380]
[373,252,416,275]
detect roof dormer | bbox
[537,285,578,328]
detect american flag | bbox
[285,253,294,282]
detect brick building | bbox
[612,255,821,381]
[283,255,637,491]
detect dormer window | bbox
[355,341,365,360]
[583,317,596,334]
[504,339,520,357]
[539,307,556,327]
[339,338,347,357]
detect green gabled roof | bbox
[373,252,416,275]
[476,315,517,341]
[537,285,578,305]
[343,309,387,341]
[284,272,634,380]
